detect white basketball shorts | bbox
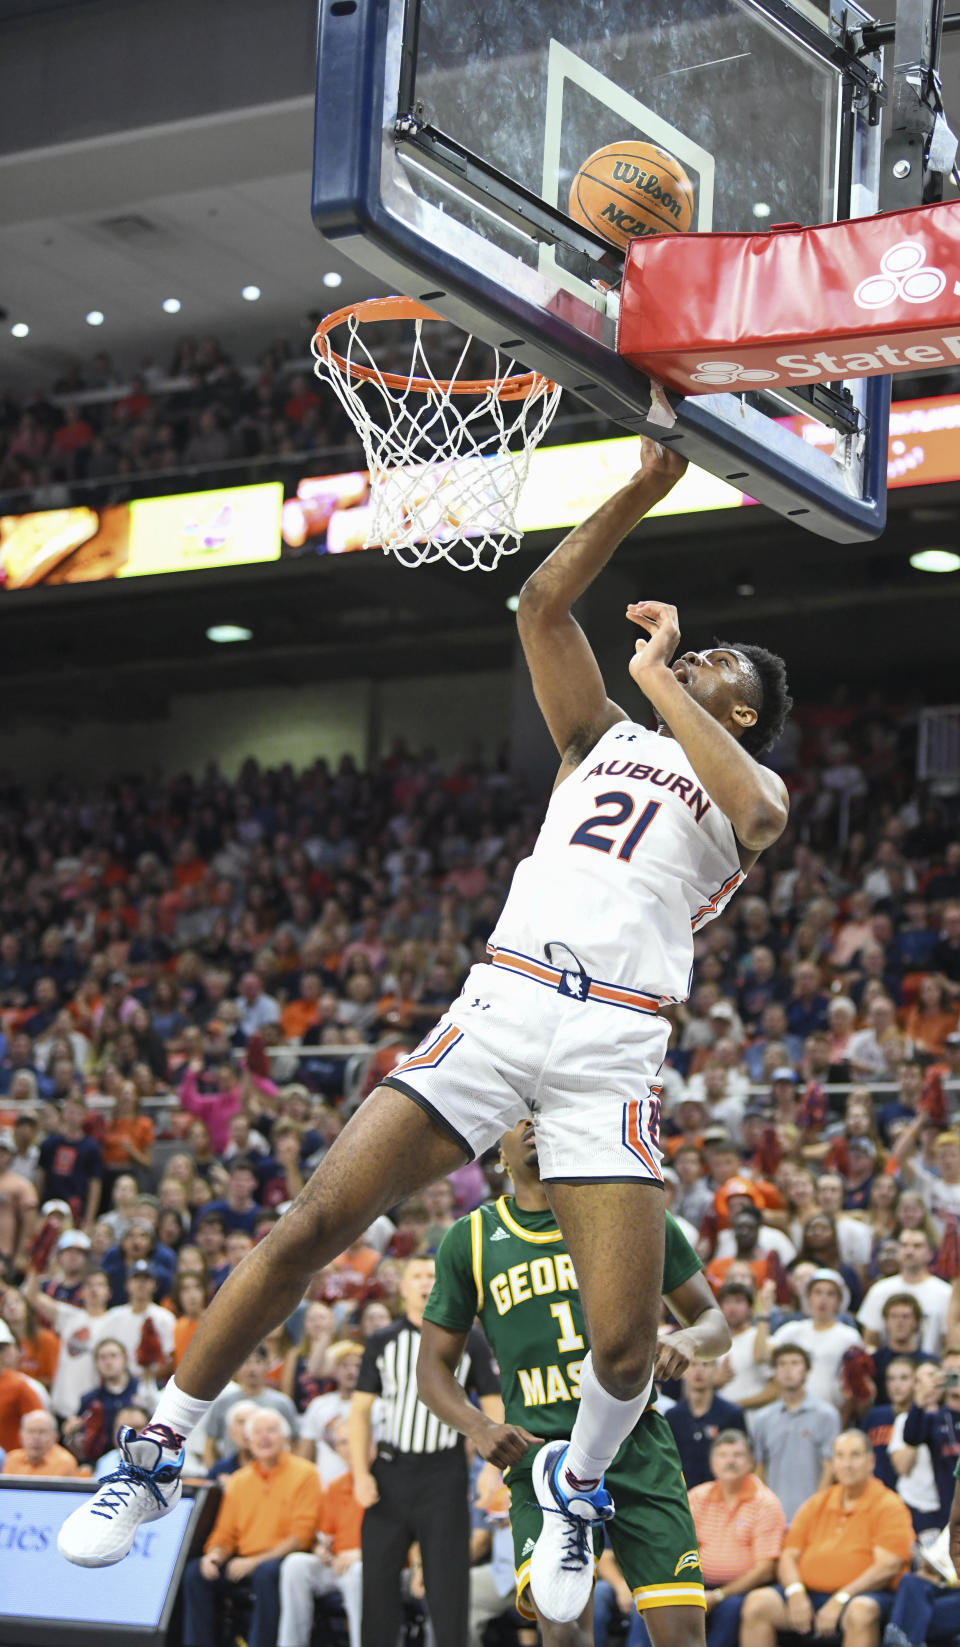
[381,948,668,1182]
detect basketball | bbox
[568,140,695,250]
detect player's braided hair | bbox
[713,639,792,756]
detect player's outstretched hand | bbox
[633,436,688,490]
[626,600,681,690]
[654,1327,700,1382]
[477,1421,544,1468]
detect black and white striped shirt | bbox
[357,1316,498,1457]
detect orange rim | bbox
[312,295,557,402]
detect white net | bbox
[311,306,562,570]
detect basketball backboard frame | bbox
[312,0,891,542]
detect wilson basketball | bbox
[569,141,695,249]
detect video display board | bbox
[0,482,283,590]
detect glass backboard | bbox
[312,0,889,540]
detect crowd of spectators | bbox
[0,691,959,1644]
[0,323,584,516]
[3,328,959,521]
[0,336,362,513]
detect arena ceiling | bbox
[0,6,959,389]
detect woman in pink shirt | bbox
[178,1061,277,1155]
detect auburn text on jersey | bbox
[581,760,712,824]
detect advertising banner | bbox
[618,200,960,393]
[0,1485,195,1627]
[782,392,960,488]
[0,482,283,590]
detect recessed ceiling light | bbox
[85,310,105,326]
[241,285,261,302]
[206,624,253,644]
[10,323,29,338]
[752,202,772,218]
[736,582,756,596]
[909,548,960,573]
[322,271,343,289]
[505,594,520,612]
[162,298,182,314]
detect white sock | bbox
[564,1352,653,1487]
[149,1379,213,1445]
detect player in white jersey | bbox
[60,440,790,1630]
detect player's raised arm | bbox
[516,438,687,770]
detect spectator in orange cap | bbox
[703,1137,785,1226]
[710,1181,795,1266]
[714,1174,765,1223]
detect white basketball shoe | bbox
[58,1423,185,1567]
[529,1440,615,1623]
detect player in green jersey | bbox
[418,1118,730,1646]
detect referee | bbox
[349,1254,500,1647]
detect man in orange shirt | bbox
[278,1417,363,1647]
[0,1320,44,1451]
[688,1429,786,1647]
[741,1428,914,1647]
[280,972,325,1041]
[3,1408,80,1477]
[181,1407,322,1647]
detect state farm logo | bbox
[689,360,780,386]
[854,240,947,308]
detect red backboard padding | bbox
[617,200,960,394]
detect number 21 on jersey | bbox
[570,792,661,862]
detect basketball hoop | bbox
[311,296,562,570]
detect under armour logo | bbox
[690,359,779,386]
[854,240,946,308]
[471,998,491,1010]
[615,732,639,742]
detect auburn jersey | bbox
[489,721,744,1000]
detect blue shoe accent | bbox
[90,1462,173,1520]
[548,1445,615,1523]
[90,1426,185,1521]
